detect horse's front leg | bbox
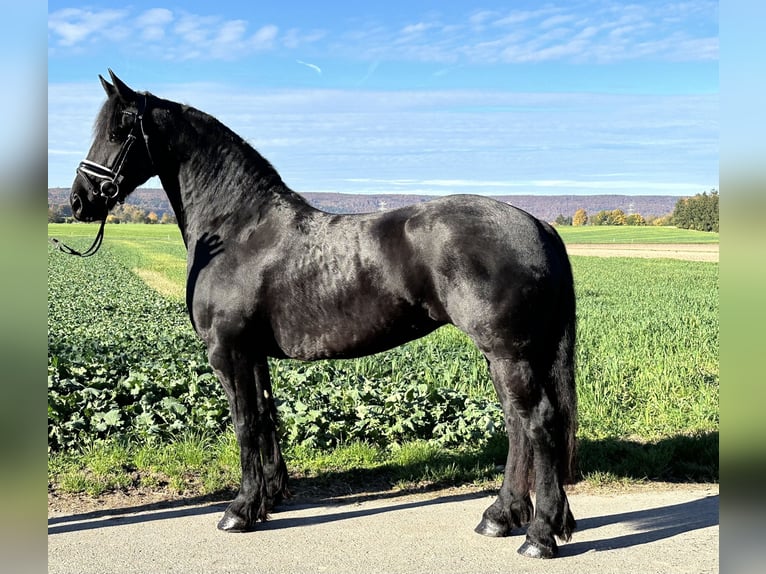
[207,341,287,532]
[253,360,289,509]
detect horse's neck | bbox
[155,105,308,242]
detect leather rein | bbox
[50,95,151,257]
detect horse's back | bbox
[396,195,573,355]
[400,194,569,284]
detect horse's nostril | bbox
[70,193,82,216]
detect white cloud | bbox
[164,17,278,60]
[251,25,279,50]
[216,20,247,45]
[174,13,217,45]
[469,10,496,27]
[48,83,717,195]
[136,8,173,41]
[455,2,719,64]
[540,14,577,29]
[49,8,280,61]
[48,8,127,47]
[47,3,718,64]
[283,28,326,49]
[401,22,434,35]
[494,7,563,27]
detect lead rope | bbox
[49,217,107,257]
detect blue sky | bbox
[48,1,718,196]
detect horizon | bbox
[47,185,691,198]
[48,1,718,196]
[47,187,688,223]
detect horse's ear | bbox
[99,75,116,97]
[107,69,137,103]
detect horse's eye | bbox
[108,132,120,143]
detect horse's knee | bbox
[489,356,537,397]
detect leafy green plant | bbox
[48,224,719,491]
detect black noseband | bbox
[53,95,153,257]
[75,95,151,204]
[77,147,134,201]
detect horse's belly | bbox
[271,304,442,361]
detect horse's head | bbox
[70,70,155,222]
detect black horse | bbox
[68,71,578,559]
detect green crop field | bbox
[47,223,718,496]
[555,225,719,244]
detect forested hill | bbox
[48,187,681,222]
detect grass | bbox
[49,223,187,297]
[47,222,719,499]
[555,225,719,244]
[572,256,718,440]
[49,431,719,499]
[50,431,242,497]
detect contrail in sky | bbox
[296,60,322,74]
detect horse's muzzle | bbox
[69,187,105,222]
[70,189,83,220]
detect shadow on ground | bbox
[49,431,718,541]
[577,431,718,483]
[48,486,718,561]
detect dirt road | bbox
[565,243,718,262]
[48,483,718,574]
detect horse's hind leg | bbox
[475,362,534,536]
[478,356,576,558]
[207,340,288,532]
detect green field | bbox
[555,225,719,244]
[48,222,719,301]
[48,223,719,496]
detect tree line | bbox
[48,203,176,224]
[554,189,718,232]
[49,189,719,232]
[671,189,719,232]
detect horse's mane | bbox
[97,91,309,217]
[182,105,285,190]
[178,103,311,218]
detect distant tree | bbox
[590,210,609,226]
[673,189,719,232]
[651,214,674,226]
[554,214,572,226]
[121,204,147,223]
[146,211,159,224]
[607,209,626,226]
[625,213,646,226]
[48,203,72,223]
[160,212,176,224]
[48,204,63,223]
[572,208,588,226]
[106,214,121,224]
[589,209,630,226]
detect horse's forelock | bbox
[92,95,122,140]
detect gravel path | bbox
[48,483,718,574]
[565,243,718,262]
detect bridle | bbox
[51,95,153,257]
[77,94,150,205]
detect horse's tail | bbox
[549,228,578,484]
[555,302,578,484]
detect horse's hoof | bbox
[474,518,511,537]
[517,539,557,559]
[217,510,254,533]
